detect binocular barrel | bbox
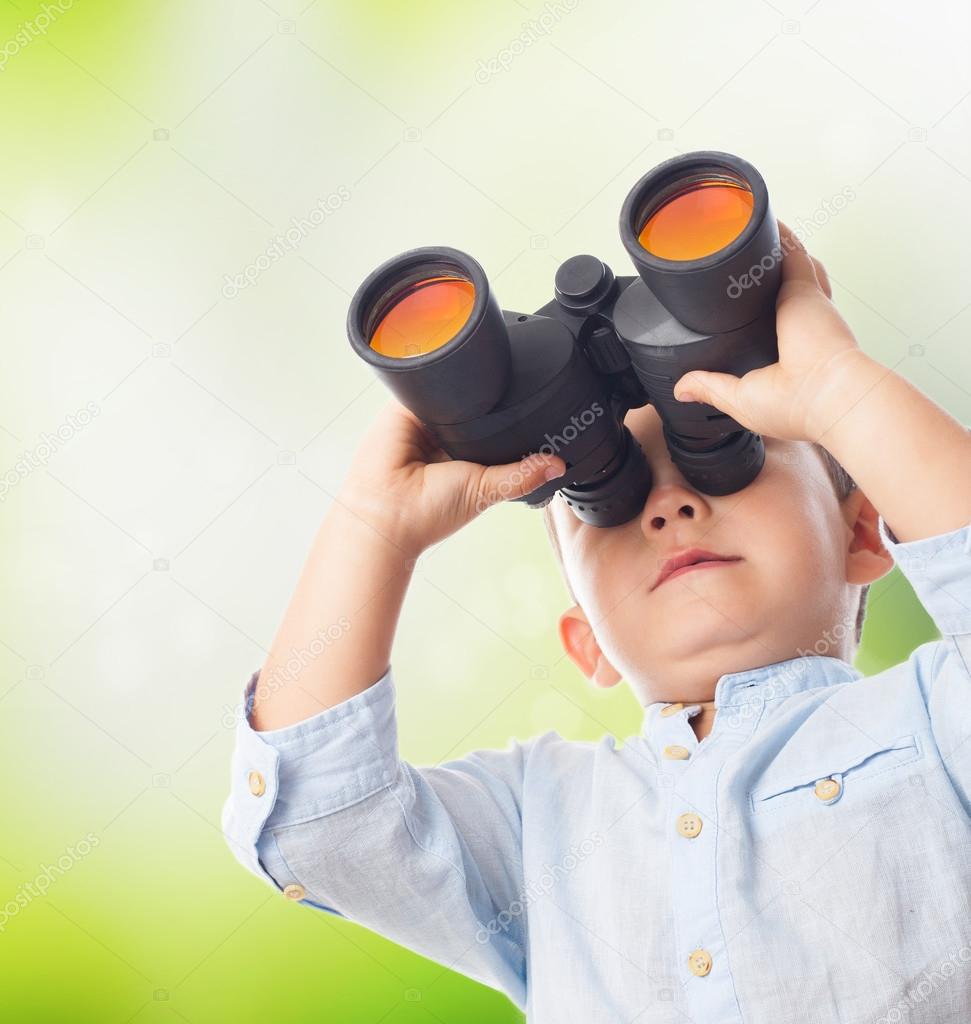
[347,247,511,425]
[619,151,781,334]
[345,151,783,527]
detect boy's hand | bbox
[338,399,566,558]
[671,221,866,442]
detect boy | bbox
[222,225,971,1022]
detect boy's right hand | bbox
[338,399,567,559]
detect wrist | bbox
[331,484,427,564]
[802,348,884,444]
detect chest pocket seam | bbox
[749,733,922,814]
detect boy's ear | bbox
[843,489,895,586]
[558,605,623,689]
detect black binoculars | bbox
[346,150,783,527]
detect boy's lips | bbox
[651,548,743,591]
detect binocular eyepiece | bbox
[346,151,783,527]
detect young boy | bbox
[222,225,971,1023]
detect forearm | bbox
[249,499,415,731]
[810,350,971,543]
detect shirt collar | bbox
[640,654,863,741]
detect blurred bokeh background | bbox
[1,0,968,1020]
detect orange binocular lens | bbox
[638,180,754,261]
[369,276,475,358]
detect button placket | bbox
[655,703,701,763]
[664,697,755,1023]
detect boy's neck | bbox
[690,701,718,742]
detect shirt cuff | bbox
[221,666,398,888]
[878,514,971,635]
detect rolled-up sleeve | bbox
[878,514,971,816]
[878,514,971,637]
[220,666,532,1010]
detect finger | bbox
[384,396,421,426]
[384,399,445,456]
[673,369,744,419]
[776,220,821,293]
[811,255,833,299]
[475,451,567,512]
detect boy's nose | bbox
[639,481,711,533]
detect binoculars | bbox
[346,150,783,527]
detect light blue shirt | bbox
[222,514,971,1022]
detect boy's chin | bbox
[639,616,761,663]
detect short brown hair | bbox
[542,442,869,646]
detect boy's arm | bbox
[807,351,971,545]
[223,398,566,1006]
[245,499,415,731]
[222,660,537,1009]
[248,399,564,733]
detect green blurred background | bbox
[1,0,968,1020]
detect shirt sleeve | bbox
[877,514,971,637]
[877,514,971,815]
[220,666,532,1011]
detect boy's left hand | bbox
[671,221,866,443]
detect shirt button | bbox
[676,812,703,838]
[662,744,690,760]
[247,770,266,797]
[283,884,306,901]
[660,702,685,717]
[688,948,713,976]
[814,777,841,801]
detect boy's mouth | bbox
[651,548,743,591]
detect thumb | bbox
[474,451,567,514]
[673,369,742,417]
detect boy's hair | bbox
[541,442,870,647]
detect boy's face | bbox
[549,403,888,706]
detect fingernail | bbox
[544,464,563,481]
[677,391,698,403]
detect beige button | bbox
[663,744,691,760]
[676,812,703,838]
[814,777,841,801]
[283,884,306,901]
[247,770,266,797]
[688,948,713,976]
[660,702,685,717]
